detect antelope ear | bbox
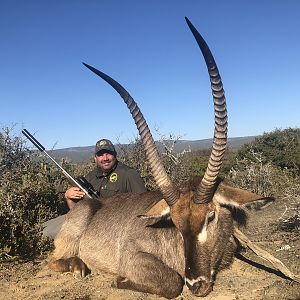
[138,199,170,221]
[214,181,274,208]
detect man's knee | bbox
[42,215,65,240]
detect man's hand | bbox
[65,187,86,209]
[65,187,85,200]
[65,187,85,199]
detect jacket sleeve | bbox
[125,169,147,193]
[84,169,98,191]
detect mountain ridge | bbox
[47,136,256,163]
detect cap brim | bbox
[95,149,116,156]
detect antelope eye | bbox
[207,211,215,223]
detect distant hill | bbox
[48,136,256,163]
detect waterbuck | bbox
[48,17,273,298]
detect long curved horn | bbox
[83,63,179,206]
[185,17,228,204]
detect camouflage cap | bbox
[95,139,116,156]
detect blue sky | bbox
[1,1,299,150]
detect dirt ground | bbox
[0,196,299,300]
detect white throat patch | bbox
[197,223,208,243]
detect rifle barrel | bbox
[22,129,92,198]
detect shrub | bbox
[237,128,300,175]
[0,127,68,259]
[228,149,283,197]
[227,148,300,232]
[184,149,236,178]
[117,135,190,190]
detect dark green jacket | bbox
[85,161,147,198]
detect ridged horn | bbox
[185,17,228,204]
[82,63,179,206]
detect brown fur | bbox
[48,178,271,298]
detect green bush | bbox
[237,128,300,175]
[184,149,236,178]
[229,127,300,198]
[0,127,68,259]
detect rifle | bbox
[22,129,99,199]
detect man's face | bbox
[94,152,117,172]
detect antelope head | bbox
[83,17,272,297]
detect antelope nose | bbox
[186,278,212,297]
[186,280,200,293]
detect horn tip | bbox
[185,16,192,26]
[82,62,101,77]
[82,62,91,69]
